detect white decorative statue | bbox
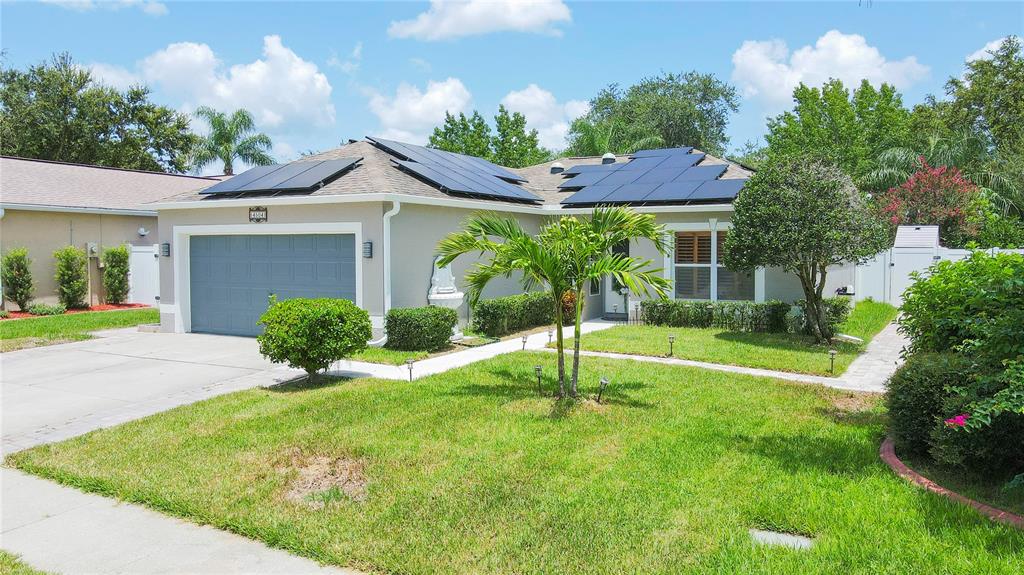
[427,256,465,341]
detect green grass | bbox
[9,353,1022,574]
[0,551,51,575]
[351,346,432,365]
[562,301,898,376]
[0,308,159,352]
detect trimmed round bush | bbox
[2,247,34,310]
[53,245,89,309]
[886,352,973,456]
[27,303,67,316]
[385,306,458,351]
[101,245,130,304]
[257,298,372,377]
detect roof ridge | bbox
[0,155,222,180]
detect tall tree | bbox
[436,208,668,397]
[944,36,1023,154]
[491,105,550,168]
[428,111,492,158]
[765,79,912,183]
[190,107,274,175]
[567,72,739,156]
[0,53,196,173]
[723,156,889,343]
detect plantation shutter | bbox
[674,232,712,264]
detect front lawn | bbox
[562,301,897,376]
[0,308,159,352]
[350,346,432,365]
[10,353,1021,574]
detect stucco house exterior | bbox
[150,138,856,337]
[0,157,220,308]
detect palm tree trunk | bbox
[554,299,566,398]
[570,288,584,397]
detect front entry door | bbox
[604,240,630,316]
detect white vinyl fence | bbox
[129,244,160,306]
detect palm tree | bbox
[864,131,1022,215]
[566,119,664,157]
[436,207,670,398]
[190,107,274,175]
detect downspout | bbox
[368,200,401,347]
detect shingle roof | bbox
[159,141,752,208]
[0,156,220,212]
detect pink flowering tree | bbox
[876,158,984,245]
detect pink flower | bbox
[944,414,969,427]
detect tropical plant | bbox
[875,159,986,246]
[2,247,34,310]
[190,107,274,175]
[101,245,130,304]
[53,246,88,309]
[436,207,670,397]
[723,156,890,342]
[563,118,664,157]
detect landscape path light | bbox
[828,349,837,374]
[547,328,553,344]
[534,365,543,395]
[522,335,528,350]
[406,358,415,382]
[668,335,676,357]
[598,377,610,403]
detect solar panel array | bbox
[560,148,745,206]
[200,158,362,195]
[368,137,540,204]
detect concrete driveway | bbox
[2,328,301,454]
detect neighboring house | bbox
[0,157,221,308]
[151,138,851,337]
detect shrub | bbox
[27,303,67,316]
[257,297,372,377]
[101,245,130,304]
[886,352,974,456]
[385,306,458,352]
[0,309,9,319]
[53,246,89,308]
[640,299,790,333]
[471,292,553,337]
[929,394,1024,473]
[2,247,34,310]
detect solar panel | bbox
[675,164,728,181]
[633,167,689,185]
[641,181,703,203]
[631,147,693,157]
[559,185,618,205]
[688,179,746,202]
[562,163,623,176]
[200,164,284,194]
[558,171,614,189]
[617,156,667,172]
[244,161,326,191]
[593,169,643,187]
[658,153,705,169]
[600,183,661,203]
[272,158,360,191]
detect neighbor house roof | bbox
[0,156,221,213]
[156,139,752,209]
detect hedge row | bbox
[471,292,554,337]
[385,306,458,352]
[640,299,791,333]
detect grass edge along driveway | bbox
[9,351,1021,574]
[561,301,898,376]
[0,308,159,352]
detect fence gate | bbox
[129,244,160,306]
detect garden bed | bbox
[1,303,149,320]
[10,353,1022,573]
[0,307,159,352]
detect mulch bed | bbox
[880,437,1023,529]
[1,303,149,321]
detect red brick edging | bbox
[880,437,1023,529]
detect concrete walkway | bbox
[537,321,908,393]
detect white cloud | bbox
[90,36,335,131]
[388,0,571,41]
[328,41,363,75]
[967,37,1007,62]
[500,84,588,150]
[367,78,472,144]
[86,62,141,90]
[41,0,168,16]
[731,30,930,109]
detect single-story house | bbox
[0,156,221,308]
[150,138,859,337]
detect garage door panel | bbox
[190,234,356,337]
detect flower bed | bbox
[1,303,149,320]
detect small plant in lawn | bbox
[53,246,89,308]
[257,297,372,381]
[101,245,130,304]
[2,247,34,310]
[0,310,9,319]
[27,303,67,316]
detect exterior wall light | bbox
[598,377,610,403]
[160,243,171,257]
[362,241,373,259]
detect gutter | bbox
[0,202,157,217]
[368,200,401,347]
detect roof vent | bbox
[550,162,565,174]
[601,152,616,164]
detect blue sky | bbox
[2,1,1021,172]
